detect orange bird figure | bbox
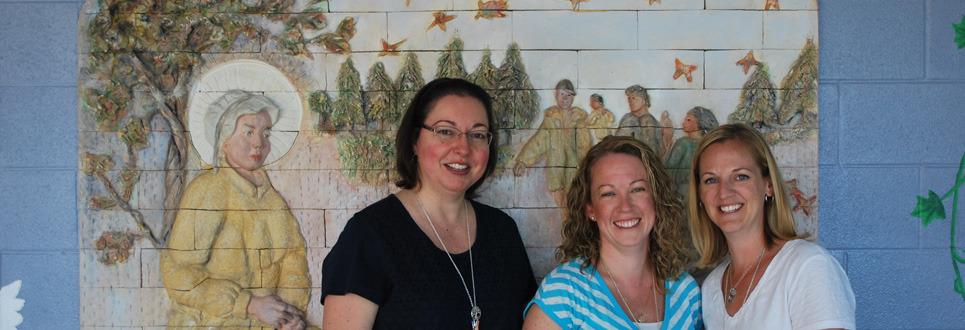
[736,50,761,75]
[476,0,508,20]
[786,179,816,216]
[673,58,697,83]
[379,39,407,56]
[649,0,661,5]
[765,0,780,10]
[428,11,456,31]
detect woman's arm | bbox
[522,305,563,330]
[322,294,379,330]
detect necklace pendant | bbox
[727,287,737,303]
[471,305,481,330]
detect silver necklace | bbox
[601,259,657,323]
[725,248,766,304]
[415,192,481,330]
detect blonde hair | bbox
[558,136,694,292]
[687,124,807,268]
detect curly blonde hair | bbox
[687,124,807,268]
[557,136,695,292]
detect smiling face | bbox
[697,139,773,238]
[585,152,656,253]
[223,110,272,173]
[414,94,491,196]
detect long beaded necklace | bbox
[725,248,766,304]
[415,193,481,330]
[601,259,658,323]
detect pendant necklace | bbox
[601,259,657,323]
[725,248,766,303]
[416,192,481,330]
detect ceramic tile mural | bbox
[77,0,818,327]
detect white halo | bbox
[188,60,302,166]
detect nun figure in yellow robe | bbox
[161,90,311,330]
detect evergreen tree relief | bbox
[469,49,513,170]
[911,151,965,304]
[497,43,540,130]
[397,52,426,117]
[80,0,351,255]
[496,43,541,171]
[323,58,398,184]
[470,49,501,124]
[436,36,468,79]
[366,62,400,130]
[729,40,819,145]
[728,64,777,128]
[777,38,818,126]
[333,57,365,130]
[309,90,335,133]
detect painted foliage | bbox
[77,0,819,327]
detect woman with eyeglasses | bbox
[321,78,537,329]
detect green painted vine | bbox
[912,151,965,303]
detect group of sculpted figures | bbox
[515,79,721,214]
[160,78,855,329]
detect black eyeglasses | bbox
[421,124,493,147]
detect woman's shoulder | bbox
[351,194,405,219]
[340,195,408,234]
[469,200,515,225]
[775,239,845,274]
[780,239,835,261]
[543,258,594,283]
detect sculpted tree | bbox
[777,38,818,126]
[80,0,352,255]
[366,61,400,130]
[728,64,777,128]
[396,51,426,116]
[436,36,468,79]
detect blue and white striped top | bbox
[526,259,702,330]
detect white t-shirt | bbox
[702,239,856,330]
[635,321,662,330]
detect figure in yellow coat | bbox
[514,79,591,215]
[162,90,311,330]
[586,93,615,145]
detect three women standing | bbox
[321,78,537,329]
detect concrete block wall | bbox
[0,1,83,329]
[0,0,963,329]
[818,0,965,328]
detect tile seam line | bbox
[821,80,965,84]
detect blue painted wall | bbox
[0,0,963,329]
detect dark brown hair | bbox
[394,78,497,198]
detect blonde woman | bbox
[689,124,855,329]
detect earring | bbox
[590,216,595,221]
[765,194,774,203]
